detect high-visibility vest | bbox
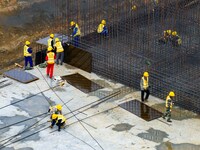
[48,38,53,49]
[56,115,66,124]
[97,24,104,33]
[55,41,64,53]
[47,52,55,64]
[142,77,149,89]
[24,45,31,57]
[73,24,81,37]
[166,96,173,109]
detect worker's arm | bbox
[72,27,78,36]
[45,55,48,61]
[27,48,32,54]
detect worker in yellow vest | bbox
[70,21,81,47]
[54,38,64,65]
[45,47,56,78]
[140,72,150,102]
[50,114,66,131]
[162,91,175,122]
[97,19,108,36]
[47,34,55,52]
[24,41,33,69]
[48,104,62,119]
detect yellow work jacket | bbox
[166,96,173,109]
[142,77,149,89]
[97,24,104,33]
[24,45,31,57]
[55,41,64,53]
[56,115,66,124]
[47,52,55,64]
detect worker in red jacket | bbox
[46,47,56,78]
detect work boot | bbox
[167,119,172,122]
[162,116,165,119]
[50,125,53,128]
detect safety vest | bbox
[166,96,173,109]
[73,24,81,37]
[142,77,149,89]
[24,45,31,57]
[47,38,53,49]
[97,24,104,33]
[55,41,64,53]
[56,115,66,124]
[47,52,55,64]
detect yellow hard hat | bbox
[172,31,177,36]
[132,5,137,11]
[169,91,175,97]
[56,104,62,111]
[70,21,75,26]
[143,72,149,77]
[55,38,59,42]
[25,41,30,45]
[167,30,172,35]
[47,47,53,51]
[50,34,54,38]
[101,20,106,25]
[52,114,58,120]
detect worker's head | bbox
[52,114,58,120]
[172,31,177,36]
[169,91,175,97]
[56,104,62,111]
[55,38,60,42]
[166,30,172,35]
[143,72,149,77]
[70,21,75,27]
[50,34,54,38]
[25,41,30,45]
[47,47,53,52]
[101,20,106,25]
[132,5,137,11]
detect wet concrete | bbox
[112,123,134,132]
[137,128,168,143]
[156,141,200,150]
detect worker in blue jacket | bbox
[70,21,81,47]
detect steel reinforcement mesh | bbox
[54,0,200,113]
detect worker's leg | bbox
[29,56,33,68]
[56,52,60,65]
[145,89,150,100]
[74,36,80,47]
[141,90,145,102]
[49,64,54,78]
[24,57,28,68]
[46,64,50,76]
[167,110,172,122]
[60,52,64,65]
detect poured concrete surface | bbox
[0,64,200,150]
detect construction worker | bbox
[70,21,81,47]
[45,47,56,78]
[54,38,64,65]
[140,72,150,102]
[47,34,54,52]
[50,114,66,131]
[97,19,108,36]
[171,31,182,47]
[48,104,62,115]
[159,30,172,44]
[162,91,175,122]
[24,41,33,70]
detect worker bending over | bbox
[50,114,66,131]
[140,72,150,102]
[159,30,172,44]
[48,104,62,117]
[54,38,64,65]
[162,91,175,122]
[46,47,56,78]
[70,21,81,47]
[171,31,182,47]
[97,19,108,36]
[24,41,33,70]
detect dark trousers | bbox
[163,107,171,121]
[46,64,54,78]
[141,89,150,101]
[73,36,80,47]
[24,56,33,68]
[56,52,64,65]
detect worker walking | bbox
[45,47,56,78]
[47,34,55,52]
[54,38,64,65]
[162,91,175,122]
[70,21,81,47]
[50,114,66,131]
[24,41,33,70]
[171,31,182,47]
[97,19,108,36]
[140,72,150,102]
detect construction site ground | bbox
[0,64,200,150]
